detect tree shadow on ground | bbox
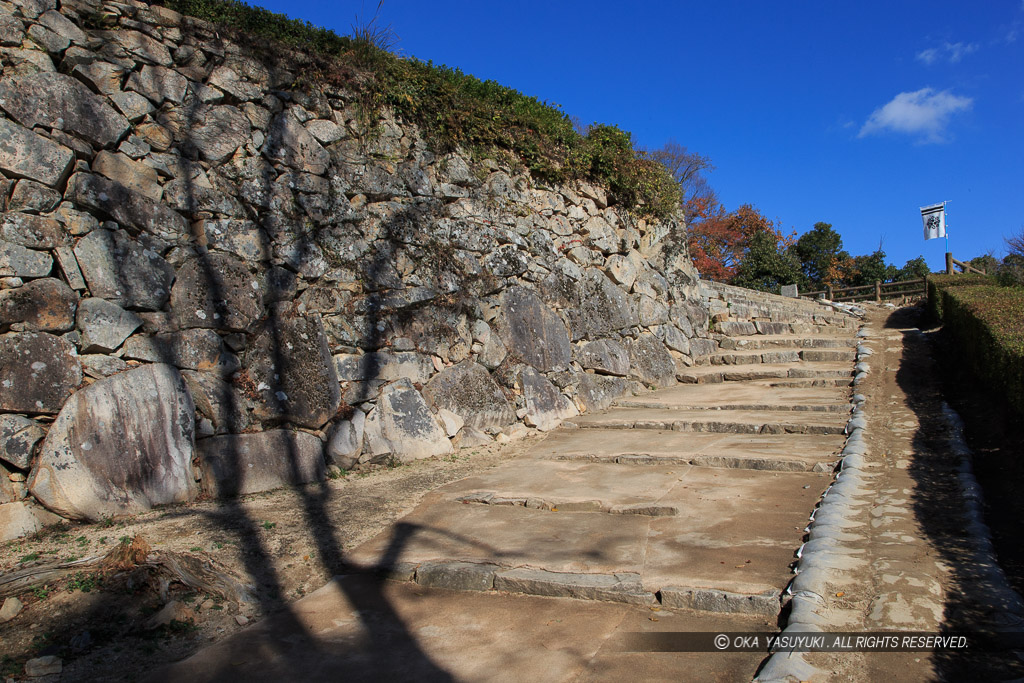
[886,305,1024,680]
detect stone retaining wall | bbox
[0,0,853,538]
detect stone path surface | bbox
[152,319,867,681]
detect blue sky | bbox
[256,0,1024,273]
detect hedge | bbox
[928,275,1024,416]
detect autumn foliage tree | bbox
[686,204,795,282]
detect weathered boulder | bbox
[0,501,60,542]
[244,310,340,429]
[363,379,452,462]
[170,253,261,331]
[0,414,45,470]
[573,339,629,376]
[28,364,196,521]
[0,332,80,414]
[520,367,578,431]
[66,173,188,241]
[0,117,73,187]
[626,334,677,387]
[494,286,571,373]
[76,298,141,352]
[0,72,129,146]
[576,374,630,413]
[74,229,175,311]
[422,360,515,429]
[0,278,77,332]
[197,430,325,497]
[263,112,329,175]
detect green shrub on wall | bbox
[925,273,991,322]
[161,0,681,219]
[928,275,1024,416]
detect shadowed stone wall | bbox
[0,0,852,538]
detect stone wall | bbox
[0,0,852,539]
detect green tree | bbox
[791,222,850,290]
[848,249,896,286]
[731,230,802,293]
[895,256,930,281]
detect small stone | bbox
[234,614,249,626]
[0,596,23,623]
[145,601,196,629]
[24,655,61,677]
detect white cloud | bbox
[858,88,973,143]
[915,41,978,64]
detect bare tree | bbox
[644,139,718,222]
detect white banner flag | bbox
[921,203,946,240]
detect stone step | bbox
[533,428,845,472]
[711,321,858,337]
[346,461,832,611]
[615,399,851,414]
[719,335,857,351]
[677,363,853,384]
[707,349,856,366]
[569,407,847,435]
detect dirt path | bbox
[802,306,1024,681]
[0,436,542,681]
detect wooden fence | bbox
[802,279,927,303]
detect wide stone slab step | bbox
[678,362,853,384]
[719,335,857,351]
[568,408,846,435]
[612,382,850,412]
[708,349,857,366]
[347,462,832,603]
[532,429,844,472]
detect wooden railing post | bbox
[875,280,881,302]
[946,252,954,275]
[827,285,833,300]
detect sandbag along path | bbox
[152,322,862,682]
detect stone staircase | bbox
[345,319,861,619]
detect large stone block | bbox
[0,414,45,470]
[92,151,163,202]
[170,253,261,332]
[422,360,515,429]
[520,367,578,431]
[181,370,251,434]
[0,212,67,249]
[494,286,571,373]
[121,329,226,372]
[333,351,433,384]
[186,105,252,164]
[0,278,77,332]
[125,65,189,105]
[244,311,340,429]
[0,501,61,542]
[74,229,175,311]
[28,364,196,521]
[0,117,73,187]
[0,332,81,414]
[363,379,452,462]
[263,112,329,175]
[0,240,51,278]
[76,298,142,353]
[626,334,677,388]
[66,173,187,241]
[0,72,129,147]
[546,269,637,341]
[573,339,629,376]
[576,374,629,413]
[197,430,325,497]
